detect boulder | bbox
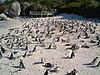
[4,1,21,18]
[0,13,11,21]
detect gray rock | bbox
[4,1,21,18]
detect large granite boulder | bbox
[0,13,11,21]
[4,1,21,18]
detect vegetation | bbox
[0,0,100,18]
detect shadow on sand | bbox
[33,62,43,65]
[86,65,98,68]
[83,63,98,68]
[83,63,93,65]
[11,66,21,68]
[61,56,71,59]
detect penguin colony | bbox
[0,17,100,75]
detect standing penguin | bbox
[47,43,52,49]
[19,59,25,69]
[44,69,49,75]
[96,61,100,67]
[97,40,100,45]
[9,52,14,60]
[0,51,3,59]
[32,45,37,52]
[70,50,75,59]
[24,45,28,50]
[70,69,77,75]
[71,44,76,50]
[0,46,6,53]
[90,57,98,65]
[22,51,27,57]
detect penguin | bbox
[22,51,27,57]
[90,57,98,65]
[70,69,77,75]
[0,51,3,59]
[24,45,28,50]
[61,38,66,43]
[38,38,43,44]
[90,40,96,43]
[0,46,6,53]
[9,52,15,60]
[81,43,90,48]
[54,66,60,72]
[19,59,25,69]
[77,34,81,39]
[55,37,60,42]
[96,61,100,67]
[10,43,14,49]
[43,62,54,68]
[44,69,49,75]
[84,32,90,39]
[41,57,44,64]
[97,40,100,45]
[27,51,32,56]
[70,51,75,59]
[47,44,52,49]
[71,44,76,50]
[32,45,37,52]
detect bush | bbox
[0,6,5,14]
[58,1,100,18]
[60,2,82,8]
[89,4,98,8]
[69,2,82,7]
[0,1,12,14]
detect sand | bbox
[0,14,100,75]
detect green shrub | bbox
[60,2,82,8]
[89,4,99,8]
[0,6,5,14]
[69,2,82,7]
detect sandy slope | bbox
[0,14,100,75]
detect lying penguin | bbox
[42,58,54,68]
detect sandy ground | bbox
[0,14,100,75]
